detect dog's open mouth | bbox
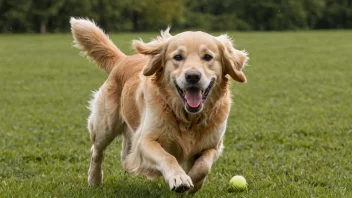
[175,79,215,113]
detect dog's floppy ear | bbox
[217,35,249,83]
[132,28,172,76]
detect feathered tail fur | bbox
[70,17,126,73]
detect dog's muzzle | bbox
[175,79,215,113]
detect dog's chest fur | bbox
[156,104,228,163]
[137,78,231,163]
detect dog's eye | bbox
[173,54,183,61]
[203,54,213,61]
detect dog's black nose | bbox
[185,70,201,84]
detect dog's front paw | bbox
[88,167,103,186]
[167,172,194,193]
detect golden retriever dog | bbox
[70,17,248,193]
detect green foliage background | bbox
[1,0,352,33]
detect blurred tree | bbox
[317,0,352,29]
[304,0,325,29]
[274,0,308,30]
[0,0,32,32]
[95,0,126,32]
[49,0,98,33]
[117,0,183,31]
[0,0,351,33]
[31,0,64,33]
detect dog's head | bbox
[133,29,248,114]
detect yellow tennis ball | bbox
[229,175,247,191]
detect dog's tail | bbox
[70,17,126,73]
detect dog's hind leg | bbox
[87,89,124,186]
[121,127,132,162]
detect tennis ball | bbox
[229,175,247,191]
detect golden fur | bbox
[70,17,248,194]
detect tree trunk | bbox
[98,0,107,32]
[40,20,46,34]
[132,11,139,32]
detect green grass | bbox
[1,30,351,197]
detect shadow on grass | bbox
[111,180,169,198]
[75,174,182,198]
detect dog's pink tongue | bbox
[184,89,202,108]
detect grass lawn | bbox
[0,30,351,197]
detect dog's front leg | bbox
[187,148,219,194]
[139,138,194,193]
